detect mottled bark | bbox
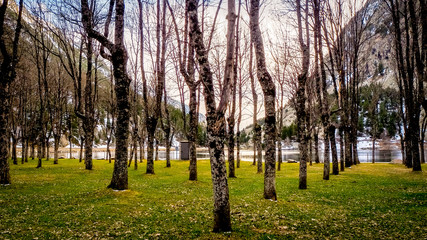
[249,40,259,167]
[146,127,155,174]
[296,0,310,190]
[81,0,130,189]
[255,124,263,173]
[187,0,232,232]
[250,0,277,200]
[0,0,23,184]
[323,131,330,180]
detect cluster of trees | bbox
[0,0,425,232]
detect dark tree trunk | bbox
[36,138,42,168]
[155,139,159,161]
[84,128,94,170]
[165,137,171,168]
[30,143,35,160]
[0,0,23,184]
[323,131,330,180]
[255,125,263,173]
[54,135,60,164]
[12,136,17,165]
[372,138,375,163]
[314,133,320,163]
[277,140,282,171]
[139,138,144,163]
[189,87,198,180]
[146,127,155,174]
[330,126,339,175]
[339,129,345,171]
[134,140,138,170]
[81,0,131,189]
[79,136,84,163]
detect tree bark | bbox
[296,0,310,190]
[250,0,277,200]
[0,0,24,184]
[187,0,232,232]
[81,0,131,189]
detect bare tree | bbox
[81,0,131,189]
[187,0,235,232]
[249,0,277,200]
[0,0,23,184]
[386,0,424,171]
[295,0,310,190]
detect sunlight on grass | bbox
[1,159,426,239]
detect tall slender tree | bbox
[187,0,235,232]
[0,0,23,184]
[81,0,131,189]
[296,0,310,189]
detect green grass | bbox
[1,159,426,239]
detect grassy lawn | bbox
[1,159,426,239]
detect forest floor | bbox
[1,159,426,239]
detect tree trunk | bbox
[189,87,198,180]
[323,130,330,180]
[54,136,60,164]
[134,140,138,170]
[314,133,320,163]
[0,0,23,184]
[0,93,10,183]
[344,129,352,167]
[80,0,131,190]
[339,129,345,171]
[69,135,73,159]
[296,0,310,190]
[146,129,155,174]
[188,0,232,231]
[372,138,375,163]
[166,136,171,168]
[139,138,144,163]
[236,130,241,168]
[79,137,84,163]
[277,140,282,171]
[24,140,28,163]
[36,139,42,168]
[330,126,339,175]
[12,136,17,165]
[84,128,94,170]
[155,139,159,161]
[250,0,277,200]
[30,143,35,160]
[255,125,263,173]
[107,139,111,163]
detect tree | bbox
[187,0,234,232]
[139,0,167,175]
[0,0,23,184]
[168,0,200,180]
[81,0,131,189]
[386,0,424,171]
[295,0,310,190]
[249,0,277,200]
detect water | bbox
[17,145,419,163]
[196,149,404,163]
